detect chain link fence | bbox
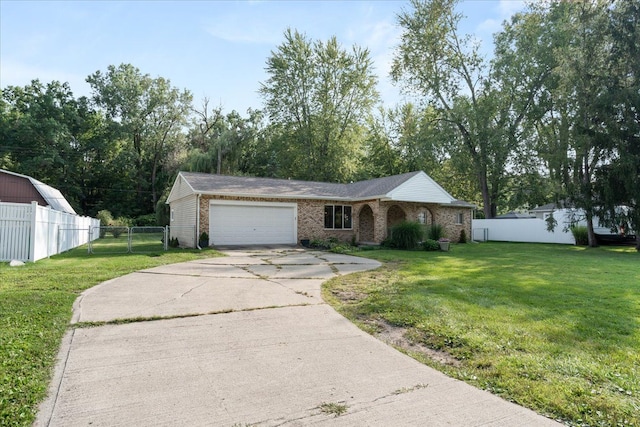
[87,226,198,254]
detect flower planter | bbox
[439,241,450,251]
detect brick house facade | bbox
[168,171,474,247]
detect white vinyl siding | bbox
[169,195,197,248]
[209,200,297,245]
[387,173,454,204]
[166,174,196,204]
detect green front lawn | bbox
[323,243,640,427]
[0,246,221,426]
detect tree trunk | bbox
[478,172,494,219]
[151,158,158,213]
[133,132,145,212]
[217,147,222,174]
[586,213,599,247]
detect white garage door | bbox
[209,201,297,245]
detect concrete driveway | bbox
[36,248,560,426]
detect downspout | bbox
[196,193,202,249]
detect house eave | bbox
[197,191,354,202]
[440,202,476,209]
[195,191,474,206]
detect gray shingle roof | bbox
[346,172,422,198]
[180,171,423,200]
[530,201,573,212]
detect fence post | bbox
[47,207,54,259]
[28,201,37,262]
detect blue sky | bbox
[1,0,526,114]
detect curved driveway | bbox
[37,248,560,426]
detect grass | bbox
[89,231,167,254]
[322,242,640,427]
[317,402,348,417]
[0,245,221,426]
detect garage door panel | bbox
[209,203,297,245]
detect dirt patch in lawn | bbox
[326,264,461,368]
[367,318,462,368]
[330,289,368,303]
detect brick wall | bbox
[199,195,472,245]
[434,206,472,242]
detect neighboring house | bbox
[1,169,99,262]
[529,202,572,222]
[166,171,474,247]
[495,211,535,219]
[0,169,77,214]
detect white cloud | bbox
[477,0,527,33]
[477,18,501,34]
[498,0,527,18]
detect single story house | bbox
[529,202,572,221]
[0,168,76,214]
[167,171,474,247]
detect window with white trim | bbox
[324,205,352,229]
[456,212,464,225]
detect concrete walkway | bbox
[36,248,561,426]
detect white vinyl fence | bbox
[0,201,100,262]
[473,209,579,245]
[472,208,627,245]
[473,218,576,244]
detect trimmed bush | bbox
[96,210,113,238]
[309,237,356,253]
[459,229,467,243]
[389,221,424,250]
[96,210,113,226]
[111,217,131,238]
[571,226,589,246]
[427,223,445,241]
[422,239,440,251]
[134,214,157,226]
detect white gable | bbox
[166,173,195,204]
[386,171,455,204]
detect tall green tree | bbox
[87,64,192,214]
[185,100,265,176]
[391,0,547,218]
[593,0,640,249]
[260,29,378,182]
[519,1,612,246]
[361,104,450,178]
[557,1,611,247]
[0,81,93,211]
